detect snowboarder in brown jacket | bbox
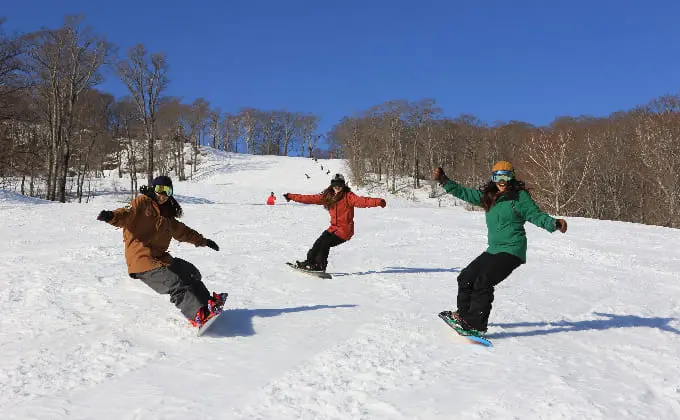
[96,175,226,328]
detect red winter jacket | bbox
[287,191,383,240]
[267,195,276,205]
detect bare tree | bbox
[116,43,168,187]
[185,98,209,175]
[373,101,409,191]
[220,113,239,152]
[0,19,30,182]
[209,108,221,149]
[299,114,320,157]
[407,99,440,188]
[634,96,680,227]
[238,107,258,154]
[329,116,365,182]
[111,96,144,197]
[258,110,279,155]
[156,96,189,181]
[0,19,27,119]
[72,89,113,202]
[279,110,301,156]
[26,15,113,202]
[520,121,591,215]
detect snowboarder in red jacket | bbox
[284,174,386,272]
[266,192,276,205]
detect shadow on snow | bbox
[333,266,462,276]
[486,312,680,339]
[201,304,358,337]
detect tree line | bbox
[2,15,678,229]
[328,97,680,229]
[0,16,323,202]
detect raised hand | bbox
[97,210,114,222]
[205,239,220,251]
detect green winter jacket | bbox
[442,179,556,262]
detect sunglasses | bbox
[154,185,173,197]
[491,170,514,183]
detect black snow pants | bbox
[133,258,211,319]
[456,252,522,331]
[307,230,346,271]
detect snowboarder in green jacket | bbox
[434,161,567,336]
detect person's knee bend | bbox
[171,258,202,282]
[472,274,493,290]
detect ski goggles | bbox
[491,170,514,183]
[154,185,173,197]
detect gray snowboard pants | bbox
[134,258,211,319]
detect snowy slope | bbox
[1,149,680,420]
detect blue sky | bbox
[4,0,680,137]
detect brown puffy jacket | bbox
[287,191,383,240]
[107,194,207,274]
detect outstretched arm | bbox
[347,192,386,208]
[284,193,324,205]
[169,219,220,250]
[515,190,557,232]
[98,195,148,228]
[169,219,206,246]
[433,167,483,207]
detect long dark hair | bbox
[321,185,351,209]
[164,196,183,218]
[140,185,183,218]
[479,179,529,212]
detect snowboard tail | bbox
[196,311,223,336]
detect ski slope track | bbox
[1,149,679,419]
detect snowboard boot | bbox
[295,260,310,269]
[190,305,217,328]
[207,298,223,316]
[450,310,465,323]
[211,292,228,309]
[441,310,487,337]
[295,260,324,272]
[308,262,324,272]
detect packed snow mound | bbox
[0,188,52,207]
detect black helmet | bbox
[330,173,346,188]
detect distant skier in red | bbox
[266,192,276,205]
[284,173,386,272]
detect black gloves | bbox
[283,193,291,202]
[379,199,386,208]
[97,210,114,222]
[555,219,568,233]
[205,239,219,251]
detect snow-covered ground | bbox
[1,148,679,419]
